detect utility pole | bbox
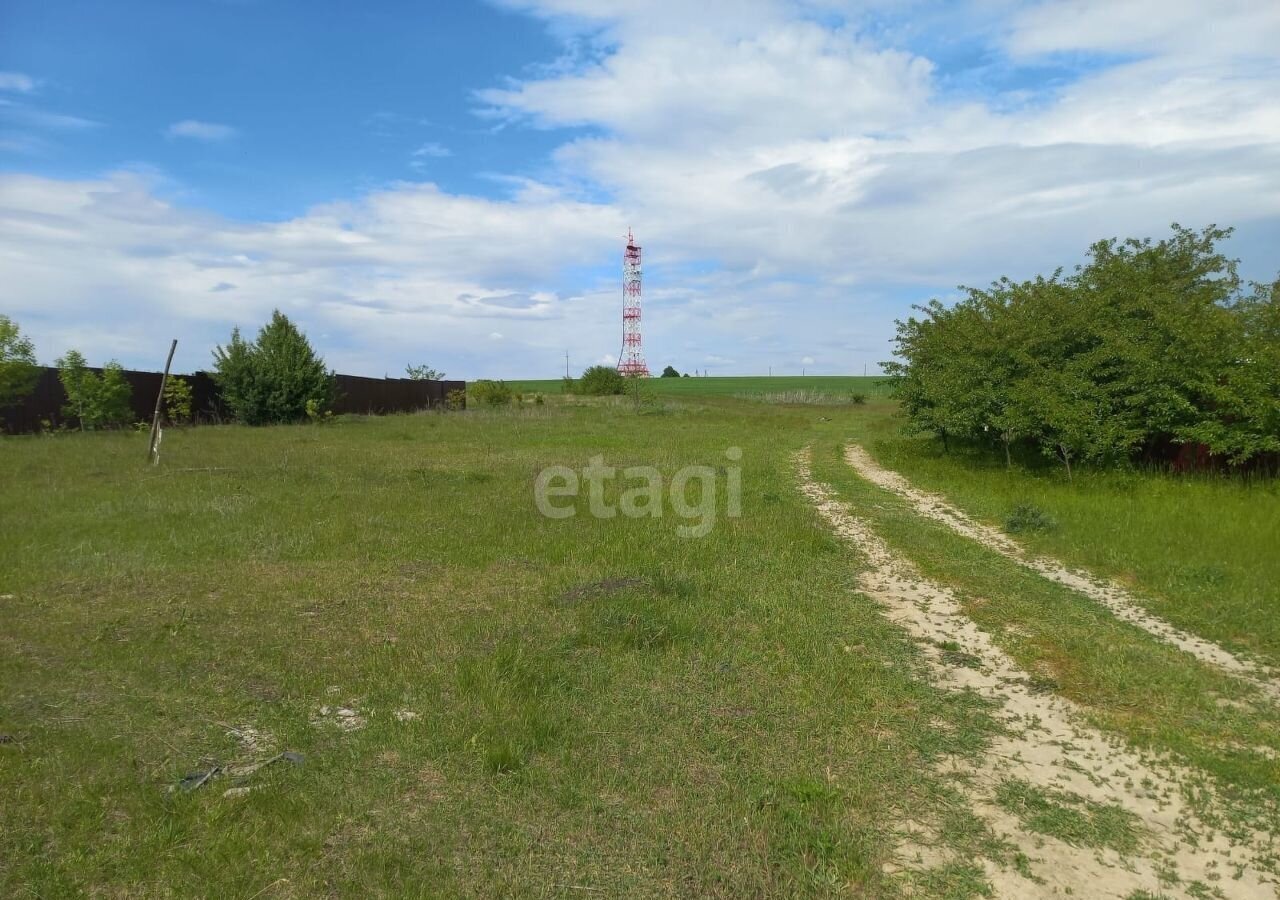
[565,351,570,378]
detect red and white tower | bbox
[617,228,650,377]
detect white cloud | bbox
[409,141,452,171]
[4,1,1280,378]
[0,71,37,93]
[1005,0,1280,60]
[413,141,451,158]
[0,170,626,377]
[166,120,237,141]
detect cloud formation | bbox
[0,71,37,93]
[166,120,237,141]
[4,1,1279,378]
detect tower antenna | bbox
[617,228,650,377]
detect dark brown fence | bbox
[0,368,464,434]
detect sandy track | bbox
[797,448,1277,898]
[843,443,1280,703]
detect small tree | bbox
[163,377,194,424]
[0,315,39,410]
[56,351,133,430]
[213,311,334,424]
[96,363,133,427]
[405,364,445,380]
[660,365,680,378]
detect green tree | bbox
[468,379,513,406]
[213,311,334,425]
[405,364,445,380]
[163,377,194,424]
[660,365,681,378]
[0,315,39,410]
[96,363,134,427]
[56,351,134,430]
[576,365,626,396]
[886,224,1278,473]
[56,350,93,429]
[1183,277,1280,462]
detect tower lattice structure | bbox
[617,228,650,377]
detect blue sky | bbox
[0,0,572,217]
[2,0,1278,378]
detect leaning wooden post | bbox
[147,339,178,463]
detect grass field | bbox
[2,387,1277,897]
[506,374,893,401]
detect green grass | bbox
[994,780,1143,854]
[3,389,1276,896]
[505,374,893,401]
[808,434,1280,845]
[0,399,1000,897]
[856,419,1280,669]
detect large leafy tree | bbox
[0,314,39,410]
[885,225,1279,472]
[213,310,334,424]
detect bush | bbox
[56,350,134,430]
[469,379,513,406]
[0,315,39,410]
[212,310,334,425]
[1005,504,1057,534]
[446,388,467,410]
[163,377,193,424]
[577,365,626,396]
[849,391,867,405]
[885,224,1280,473]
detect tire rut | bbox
[797,448,1277,898]
[843,443,1279,703]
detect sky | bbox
[1,0,1278,379]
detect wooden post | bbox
[147,339,178,463]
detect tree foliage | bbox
[405,364,445,380]
[660,365,681,378]
[468,379,513,406]
[885,225,1280,473]
[575,365,627,396]
[163,377,194,424]
[0,314,39,410]
[55,350,134,430]
[212,310,334,425]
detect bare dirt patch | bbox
[843,443,1280,702]
[798,448,1277,898]
[311,704,368,732]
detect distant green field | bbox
[506,374,894,399]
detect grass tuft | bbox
[1003,503,1057,534]
[994,779,1143,854]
